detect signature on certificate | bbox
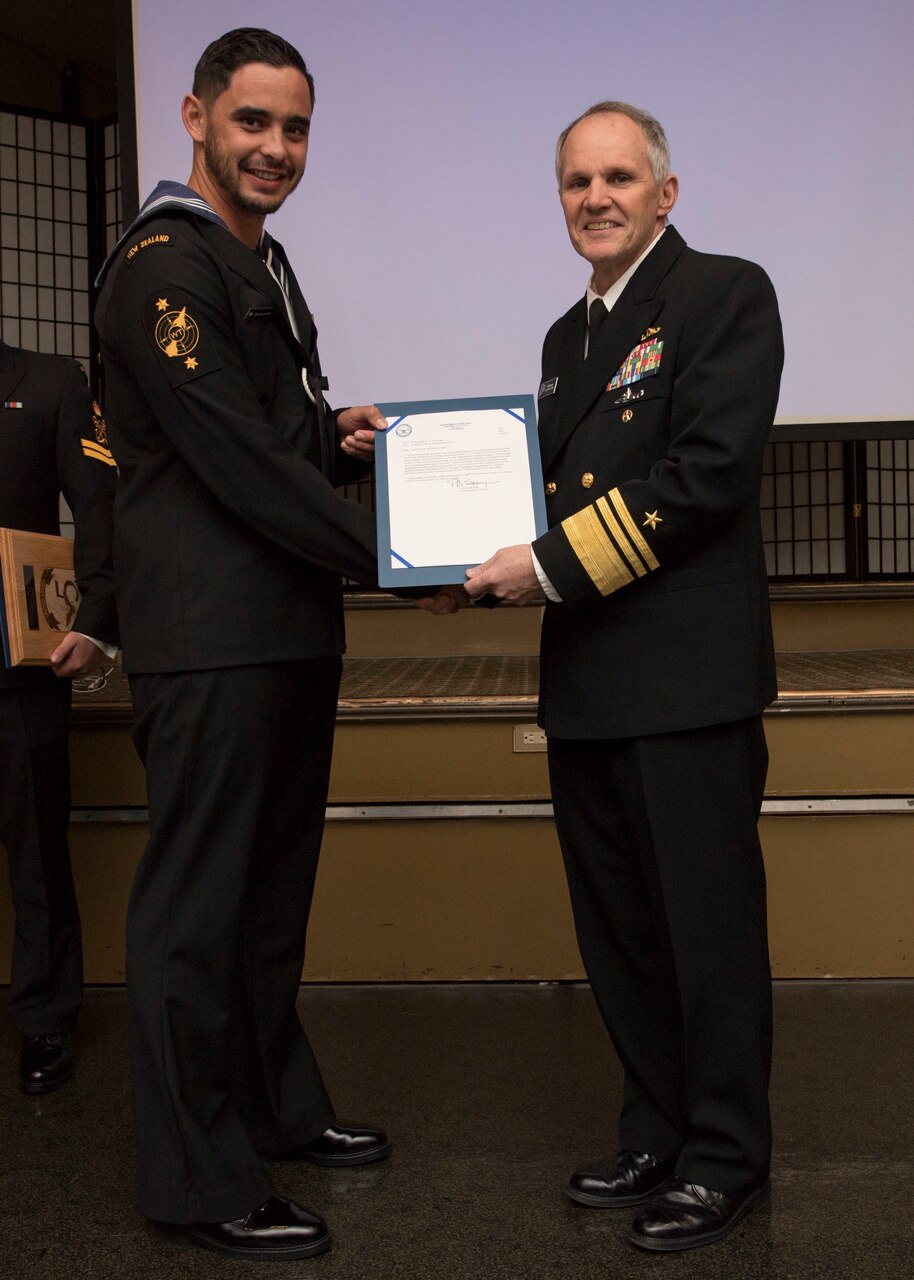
[446,477,493,492]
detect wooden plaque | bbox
[0,528,80,666]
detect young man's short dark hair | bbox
[192,28,315,107]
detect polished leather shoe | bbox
[19,1034,74,1095]
[281,1122,392,1167]
[629,1175,770,1251]
[567,1149,677,1207]
[184,1194,330,1259]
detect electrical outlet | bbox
[513,724,547,752]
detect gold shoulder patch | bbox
[125,232,173,264]
[154,304,200,359]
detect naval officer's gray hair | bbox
[555,102,671,188]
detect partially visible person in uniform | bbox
[94,27,455,1263]
[0,339,117,1093]
[466,102,783,1253]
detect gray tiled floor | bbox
[2,982,914,1278]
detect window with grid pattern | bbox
[1,107,123,540]
[761,440,847,578]
[102,119,122,256]
[867,439,913,576]
[0,109,91,368]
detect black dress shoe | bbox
[184,1195,330,1260]
[629,1175,770,1251]
[281,1122,392,1167]
[567,1149,677,1207]
[19,1034,74,1095]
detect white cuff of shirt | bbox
[530,550,562,603]
[76,633,119,661]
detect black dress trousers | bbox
[126,658,342,1224]
[0,677,80,1035]
[548,715,772,1195]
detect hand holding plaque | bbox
[0,528,80,667]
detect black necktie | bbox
[587,298,607,358]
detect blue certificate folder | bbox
[374,395,546,589]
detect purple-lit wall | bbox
[134,0,913,418]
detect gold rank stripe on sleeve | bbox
[561,488,661,597]
[595,496,649,579]
[606,488,660,571]
[80,438,117,467]
[561,504,635,597]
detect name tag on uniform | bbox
[538,377,558,399]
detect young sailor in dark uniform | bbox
[95,27,456,1262]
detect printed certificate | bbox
[374,395,546,587]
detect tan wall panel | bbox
[69,714,914,809]
[305,820,581,980]
[337,714,914,802]
[70,725,147,807]
[771,600,914,652]
[3,813,913,984]
[68,824,140,982]
[350,596,914,659]
[763,814,914,977]
[344,603,541,658]
[0,825,141,985]
[765,713,914,795]
[330,721,550,803]
[70,714,914,809]
[0,819,580,984]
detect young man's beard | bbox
[203,130,300,216]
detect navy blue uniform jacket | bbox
[532,227,783,739]
[0,341,117,688]
[95,208,376,675]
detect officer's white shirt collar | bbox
[532,226,667,603]
[584,226,666,347]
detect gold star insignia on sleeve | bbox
[155,297,169,312]
[184,356,198,370]
[642,510,662,530]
